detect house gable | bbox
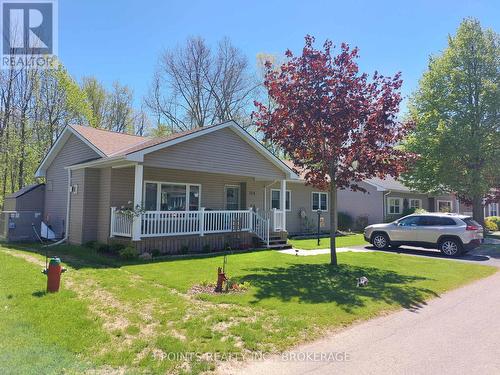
[35,126,105,178]
[143,127,287,180]
[44,133,102,237]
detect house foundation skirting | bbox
[112,232,259,255]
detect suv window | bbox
[464,218,481,227]
[418,216,456,226]
[418,216,438,226]
[437,217,456,226]
[398,216,421,226]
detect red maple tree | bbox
[254,36,415,265]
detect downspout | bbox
[383,190,391,222]
[45,169,71,247]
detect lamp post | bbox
[317,209,322,246]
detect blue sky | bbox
[59,0,499,113]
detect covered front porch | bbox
[108,164,288,249]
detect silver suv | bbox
[364,213,483,257]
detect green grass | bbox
[0,243,497,374]
[289,233,368,250]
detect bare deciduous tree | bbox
[145,37,257,131]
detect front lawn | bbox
[289,233,368,250]
[0,243,496,374]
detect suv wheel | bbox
[439,238,462,257]
[372,233,389,249]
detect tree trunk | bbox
[18,113,27,189]
[472,195,485,226]
[329,178,338,266]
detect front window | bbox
[161,184,186,211]
[144,183,158,210]
[409,199,421,209]
[271,189,291,211]
[312,192,327,211]
[144,182,201,211]
[388,198,402,214]
[437,200,452,213]
[488,203,498,217]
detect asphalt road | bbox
[220,245,500,375]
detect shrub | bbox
[108,241,126,254]
[489,216,500,229]
[119,246,138,260]
[180,245,189,254]
[402,207,416,217]
[414,208,428,214]
[151,249,161,257]
[84,241,98,250]
[485,217,499,232]
[337,212,353,231]
[96,243,110,254]
[354,216,369,231]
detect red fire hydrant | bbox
[215,267,227,293]
[42,257,66,293]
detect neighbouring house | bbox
[28,121,456,253]
[0,183,45,242]
[456,196,499,218]
[285,161,458,227]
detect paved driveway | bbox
[220,245,500,375]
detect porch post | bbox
[248,207,253,232]
[280,179,287,232]
[132,163,143,241]
[200,207,205,236]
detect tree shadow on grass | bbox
[240,263,438,313]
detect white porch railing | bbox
[110,207,133,237]
[110,207,270,246]
[261,208,285,232]
[252,211,270,247]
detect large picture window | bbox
[409,199,421,209]
[437,200,452,213]
[312,192,328,211]
[271,189,291,211]
[144,181,201,211]
[387,197,402,214]
[488,203,498,217]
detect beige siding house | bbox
[35,121,456,253]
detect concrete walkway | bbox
[220,246,500,375]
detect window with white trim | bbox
[387,197,402,214]
[312,192,328,211]
[488,203,498,217]
[144,181,201,211]
[409,199,421,209]
[271,189,291,211]
[437,200,452,213]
